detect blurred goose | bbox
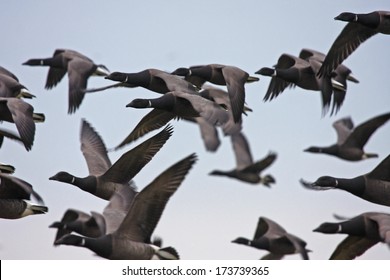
[232,216,310,260]
[200,86,245,136]
[304,112,390,161]
[313,212,390,259]
[0,173,48,219]
[209,132,276,186]
[300,153,390,207]
[23,49,110,113]
[0,97,44,151]
[188,85,252,152]
[49,119,172,200]
[50,181,137,244]
[256,53,338,115]
[0,71,35,99]
[171,64,259,123]
[54,153,197,260]
[318,11,390,77]
[50,209,106,243]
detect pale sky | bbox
[1,0,390,260]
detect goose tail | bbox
[156,246,180,260]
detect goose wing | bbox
[102,125,173,184]
[80,119,111,176]
[318,22,378,77]
[115,154,197,243]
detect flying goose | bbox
[313,212,390,259]
[301,152,390,207]
[256,52,345,116]
[210,132,276,186]
[186,85,252,152]
[0,97,45,151]
[54,153,197,260]
[232,216,310,260]
[171,64,259,123]
[49,119,172,200]
[304,112,390,161]
[0,173,48,219]
[318,11,390,77]
[22,49,110,113]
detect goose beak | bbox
[299,178,317,188]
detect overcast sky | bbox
[1,0,390,260]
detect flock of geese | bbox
[1,10,390,260]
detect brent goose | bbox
[232,216,310,259]
[23,49,110,113]
[304,112,390,161]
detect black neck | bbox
[318,145,339,156]
[251,238,269,250]
[149,94,176,111]
[336,176,365,196]
[275,68,300,83]
[339,216,367,236]
[73,176,98,195]
[357,12,381,29]
[84,235,113,259]
[191,66,212,80]
[124,70,151,88]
